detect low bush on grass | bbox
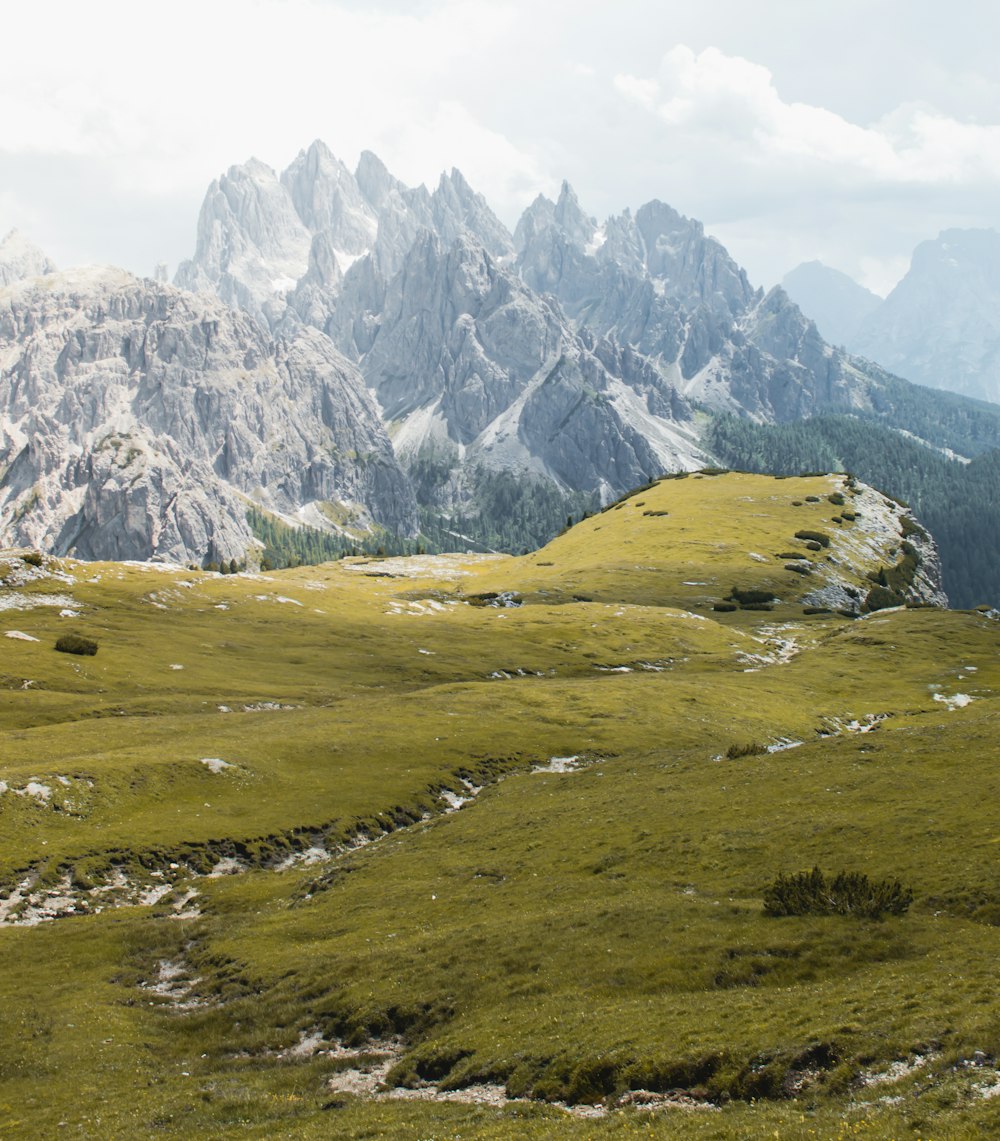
[726,742,768,759]
[728,587,778,606]
[763,867,913,919]
[794,530,831,548]
[54,634,98,656]
[21,551,43,567]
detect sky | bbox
[3,0,1000,296]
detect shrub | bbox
[794,530,831,548]
[726,742,768,759]
[21,551,43,567]
[642,509,669,517]
[785,563,811,575]
[900,515,928,541]
[802,606,831,615]
[841,510,857,521]
[775,552,806,560]
[697,467,730,476]
[712,602,738,612]
[864,585,904,612]
[55,634,98,656]
[763,867,913,919]
[828,492,846,506]
[728,587,777,606]
[805,495,821,503]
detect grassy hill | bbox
[1,473,998,1138]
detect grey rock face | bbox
[0,267,415,563]
[359,232,702,492]
[851,229,1000,404]
[0,231,56,287]
[514,189,902,424]
[177,142,515,336]
[174,158,313,329]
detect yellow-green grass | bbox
[0,473,997,1138]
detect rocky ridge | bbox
[0,266,415,563]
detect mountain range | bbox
[4,143,1000,603]
[783,229,1000,405]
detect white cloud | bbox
[616,45,1000,189]
[0,0,528,197]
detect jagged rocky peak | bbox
[0,267,416,563]
[0,230,57,287]
[355,149,406,209]
[553,181,597,246]
[176,142,516,329]
[173,156,312,324]
[634,200,756,314]
[431,168,514,258]
[512,192,557,252]
[513,182,595,254]
[361,222,702,491]
[281,139,377,255]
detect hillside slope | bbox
[0,474,997,1139]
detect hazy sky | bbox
[4,0,1000,295]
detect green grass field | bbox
[1,473,997,1138]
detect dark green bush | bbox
[55,634,98,656]
[642,510,670,517]
[728,587,777,605]
[805,495,821,503]
[900,515,928,541]
[763,867,913,919]
[828,492,846,506]
[785,564,811,575]
[726,742,768,759]
[864,585,904,612]
[794,530,831,547]
[712,601,738,612]
[776,552,806,560]
[21,551,43,567]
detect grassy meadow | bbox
[0,472,997,1138]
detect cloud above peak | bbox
[616,45,1000,188]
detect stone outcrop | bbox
[0,267,415,563]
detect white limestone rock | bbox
[0,267,416,563]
